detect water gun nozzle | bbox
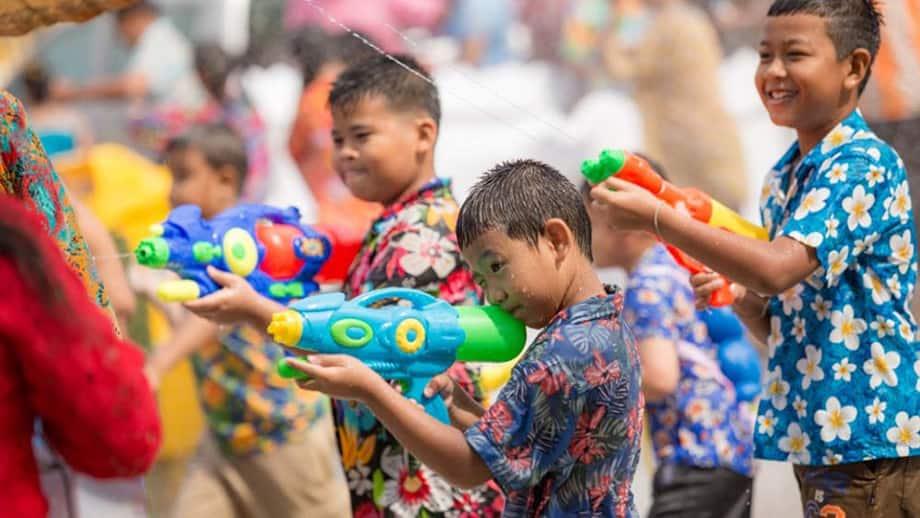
[267,310,304,346]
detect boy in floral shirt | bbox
[592,0,920,514]
[185,55,504,517]
[288,160,644,517]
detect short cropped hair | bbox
[458,159,593,260]
[768,0,882,94]
[165,124,248,192]
[328,53,441,125]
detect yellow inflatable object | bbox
[58,143,204,461]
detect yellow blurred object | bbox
[58,143,204,461]
[156,280,201,303]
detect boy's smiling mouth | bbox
[765,87,798,104]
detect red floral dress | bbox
[338,178,505,517]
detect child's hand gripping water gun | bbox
[267,287,527,424]
[582,149,769,306]
[134,204,332,303]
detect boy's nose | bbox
[485,287,506,305]
[765,58,787,78]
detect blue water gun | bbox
[134,204,331,303]
[698,308,762,402]
[267,287,527,424]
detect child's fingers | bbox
[689,272,721,289]
[589,184,619,205]
[305,354,349,367]
[601,177,642,193]
[423,375,450,398]
[183,290,229,313]
[206,266,244,288]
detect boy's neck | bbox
[796,103,858,157]
[560,260,608,312]
[387,164,436,206]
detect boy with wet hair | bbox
[287,159,644,517]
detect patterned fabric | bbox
[130,96,270,203]
[757,109,920,465]
[191,325,330,457]
[0,90,109,309]
[623,244,754,477]
[339,177,505,517]
[466,290,643,518]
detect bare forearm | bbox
[365,381,492,489]
[731,293,771,346]
[656,206,815,295]
[148,315,218,374]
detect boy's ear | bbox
[844,48,872,92]
[543,218,575,263]
[415,116,438,155]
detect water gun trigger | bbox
[666,245,735,307]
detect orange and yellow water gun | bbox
[582,149,768,306]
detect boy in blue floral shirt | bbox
[592,0,920,515]
[289,160,644,517]
[582,167,755,517]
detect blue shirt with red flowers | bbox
[465,289,643,517]
[624,244,755,477]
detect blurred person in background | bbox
[52,0,205,110]
[287,30,381,268]
[860,0,920,234]
[442,0,515,66]
[283,0,448,53]
[604,0,747,210]
[130,42,271,203]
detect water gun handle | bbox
[402,376,450,425]
[275,359,451,424]
[665,245,734,307]
[353,287,439,310]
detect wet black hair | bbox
[458,159,593,260]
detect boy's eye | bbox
[489,262,504,274]
[355,132,370,142]
[332,136,344,146]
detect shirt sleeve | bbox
[0,91,111,311]
[624,268,682,343]
[778,151,899,285]
[0,204,161,478]
[464,354,582,491]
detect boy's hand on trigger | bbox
[183,266,268,327]
[589,177,661,233]
[424,374,456,411]
[691,272,749,312]
[284,355,386,402]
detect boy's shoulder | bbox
[782,110,905,177]
[525,291,635,377]
[388,177,459,231]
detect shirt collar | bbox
[377,177,450,222]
